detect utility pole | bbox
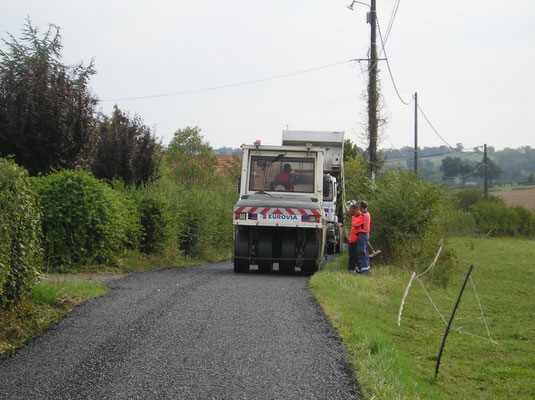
[368,0,378,179]
[414,92,418,174]
[483,144,488,200]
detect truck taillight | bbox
[308,215,320,223]
[234,212,248,220]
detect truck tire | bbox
[279,232,296,275]
[234,230,250,273]
[302,230,319,276]
[257,231,274,274]
[327,242,335,255]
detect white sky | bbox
[2,0,534,151]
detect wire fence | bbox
[397,239,498,346]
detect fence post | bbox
[435,264,474,377]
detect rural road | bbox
[0,261,361,399]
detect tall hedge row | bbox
[0,159,42,308]
[126,178,237,261]
[33,169,140,270]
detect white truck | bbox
[232,130,345,274]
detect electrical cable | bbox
[375,17,412,106]
[384,149,463,163]
[417,104,455,149]
[384,0,401,45]
[442,162,482,180]
[102,59,355,102]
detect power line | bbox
[417,104,455,149]
[442,162,482,180]
[384,0,401,45]
[376,17,412,106]
[385,149,463,163]
[102,59,354,102]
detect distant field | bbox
[492,188,535,211]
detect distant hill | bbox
[382,144,535,186]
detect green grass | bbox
[0,280,109,353]
[310,237,535,399]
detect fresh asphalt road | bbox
[0,261,361,399]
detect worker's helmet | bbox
[283,163,291,172]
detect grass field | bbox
[310,237,535,399]
[0,280,109,354]
[492,187,535,211]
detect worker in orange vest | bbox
[355,200,371,275]
[347,204,361,272]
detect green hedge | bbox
[0,158,42,307]
[469,201,535,236]
[126,178,237,260]
[33,169,139,271]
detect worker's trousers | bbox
[348,241,358,271]
[356,233,370,272]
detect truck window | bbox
[249,156,315,193]
[323,179,334,201]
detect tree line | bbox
[0,20,161,185]
[383,145,535,187]
[0,20,238,310]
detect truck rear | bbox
[233,141,326,275]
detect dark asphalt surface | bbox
[0,261,361,399]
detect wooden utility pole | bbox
[483,144,488,200]
[368,0,378,180]
[414,92,418,174]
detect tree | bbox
[165,127,217,187]
[344,139,359,161]
[440,157,464,179]
[91,106,162,186]
[0,20,97,175]
[477,158,502,186]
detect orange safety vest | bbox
[356,211,371,234]
[349,214,364,243]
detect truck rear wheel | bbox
[327,242,335,255]
[234,230,250,273]
[279,232,296,275]
[257,231,274,274]
[302,230,319,276]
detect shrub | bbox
[33,169,140,270]
[131,176,237,260]
[469,201,535,236]
[454,188,503,211]
[0,158,42,308]
[137,196,170,254]
[443,210,479,236]
[362,169,454,275]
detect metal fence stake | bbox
[435,264,474,377]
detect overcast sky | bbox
[2,0,534,151]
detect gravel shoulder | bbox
[1,261,361,399]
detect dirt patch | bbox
[493,188,535,211]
